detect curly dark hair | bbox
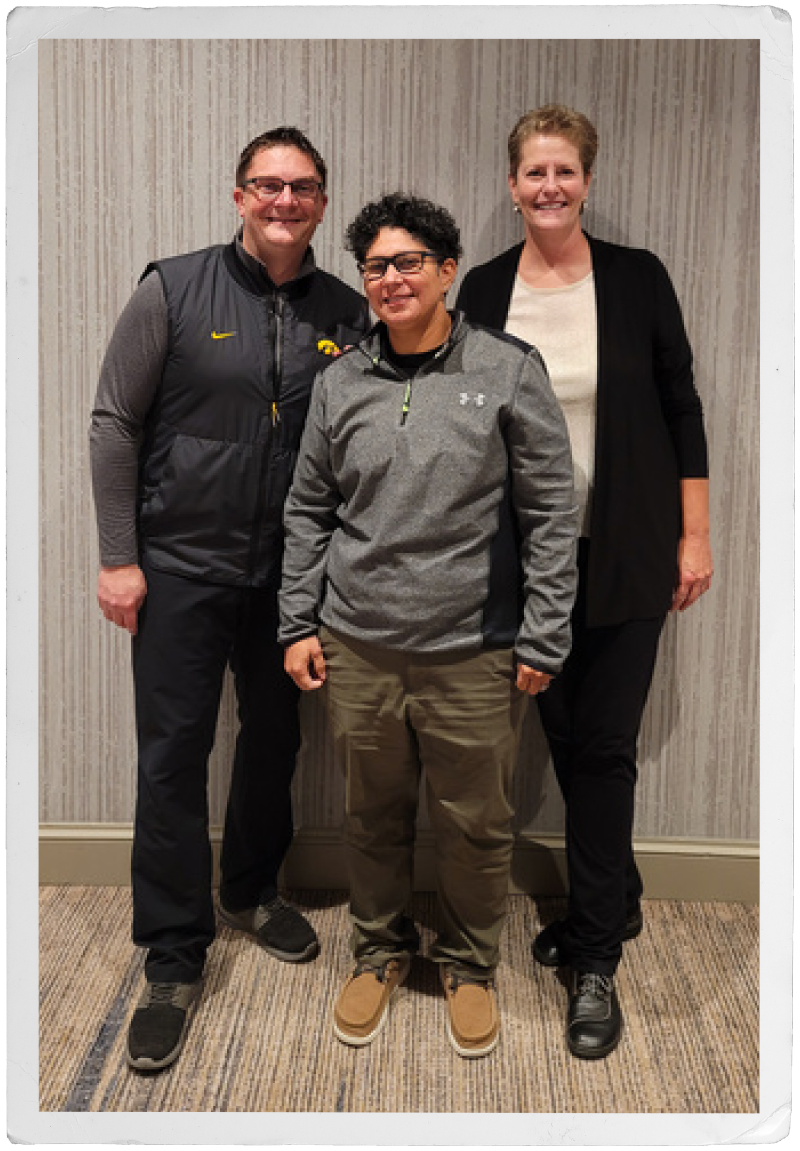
[345,193,463,267]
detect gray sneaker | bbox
[218,895,319,962]
[126,979,202,1072]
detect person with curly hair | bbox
[278,192,578,1057]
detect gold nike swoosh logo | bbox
[211,330,236,340]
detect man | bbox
[90,127,369,1073]
[280,193,577,1058]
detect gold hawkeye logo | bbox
[211,330,236,340]
[317,338,340,356]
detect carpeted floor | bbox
[39,887,758,1113]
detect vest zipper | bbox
[272,292,284,426]
[246,293,283,582]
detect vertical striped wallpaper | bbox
[39,39,759,841]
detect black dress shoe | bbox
[531,906,643,968]
[566,971,622,1059]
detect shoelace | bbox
[259,895,287,917]
[575,973,613,1000]
[352,959,404,983]
[253,896,315,944]
[447,971,494,992]
[146,983,181,1005]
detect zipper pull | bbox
[400,380,412,426]
[272,401,280,426]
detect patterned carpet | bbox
[39,886,759,1113]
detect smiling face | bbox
[363,227,457,351]
[233,144,327,264]
[509,134,591,241]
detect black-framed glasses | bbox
[241,177,323,202]
[360,250,439,282]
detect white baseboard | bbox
[39,824,758,903]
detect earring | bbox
[513,204,521,214]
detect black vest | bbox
[137,243,368,586]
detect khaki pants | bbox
[321,627,526,980]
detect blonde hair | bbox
[508,104,598,177]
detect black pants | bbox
[131,563,301,982]
[536,541,664,976]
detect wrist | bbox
[101,561,140,572]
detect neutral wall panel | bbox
[39,38,759,844]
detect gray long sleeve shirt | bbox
[89,270,167,566]
[278,315,579,674]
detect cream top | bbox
[506,271,598,536]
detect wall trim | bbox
[40,824,759,903]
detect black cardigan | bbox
[456,234,709,627]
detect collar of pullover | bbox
[360,310,466,376]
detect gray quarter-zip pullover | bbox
[278,313,578,673]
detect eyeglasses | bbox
[360,251,439,282]
[241,177,323,202]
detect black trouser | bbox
[131,562,301,983]
[536,541,664,976]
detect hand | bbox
[672,535,714,612]
[516,663,553,696]
[97,564,147,635]
[284,636,327,691]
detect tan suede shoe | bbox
[333,957,411,1046]
[440,965,500,1058]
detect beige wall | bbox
[39,39,759,843]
